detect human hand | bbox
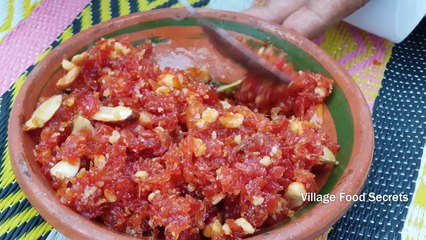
[244,0,368,39]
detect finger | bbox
[281,6,327,39]
[243,0,308,24]
[282,0,368,38]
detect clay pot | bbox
[8,9,374,240]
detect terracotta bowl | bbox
[9,9,374,240]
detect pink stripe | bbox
[338,25,366,66]
[347,35,385,76]
[314,34,325,46]
[0,0,90,96]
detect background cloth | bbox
[0,0,41,41]
[0,0,424,239]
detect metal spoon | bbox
[178,0,292,85]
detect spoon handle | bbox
[177,0,291,85]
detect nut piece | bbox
[61,59,76,71]
[138,110,153,127]
[284,182,307,208]
[320,146,338,165]
[211,193,226,205]
[109,130,121,144]
[93,154,107,169]
[270,107,282,121]
[252,196,264,206]
[135,170,148,180]
[91,106,136,122]
[71,52,88,65]
[235,218,255,234]
[186,67,210,83]
[50,158,80,179]
[72,116,94,134]
[56,67,81,89]
[314,87,326,97]
[234,134,242,144]
[104,189,117,202]
[222,223,231,235]
[158,73,181,89]
[155,86,171,95]
[259,156,272,166]
[220,113,244,128]
[197,108,219,128]
[114,42,130,55]
[203,219,223,238]
[290,120,303,135]
[202,108,219,123]
[193,138,207,157]
[148,190,160,203]
[220,100,231,109]
[23,95,63,131]
[187,183,196,192]
[64,95,75,107]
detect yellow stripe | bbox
[60,26,74,42]
[0,207,39,235]
[137,0,149,11]
[80,5,93,31]
[149,0,170,9]
[0,146,14,189]
[12,73,27,103]
[414,163,426,208]
[23,0,41,18]
[320,24,356,65]
[119,0,130,16]
[19,221,52,240]
[100,0,111,22]
[0,0,15,32]
[0,191,26,212]
[23,0,31,18]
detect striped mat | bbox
[330,18,426,240]
[0,0,41,41]
[0,0,395,239]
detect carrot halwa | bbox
[24,38,338,239]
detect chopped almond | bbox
[203,219,223,238]
[285,182,307,208]
[72,116,94,134]
[138,110,153,127]
[235,218,255,234]
[56,67,80,89]
[220,112,244,128]
[71,52,88,65]
[50,158,80,179]
[104,189,117,202]
[193,138,207,157]
[320,146,338,165]
[135,170,148,180]
[259,156,272,166]
[211,193,226,205]
[91,106,137,122]
[23,95,63,131]
[61,59,76,71]
[158,73,181,89]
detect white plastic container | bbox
[208,0,426,43]
[345,0,426,43]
